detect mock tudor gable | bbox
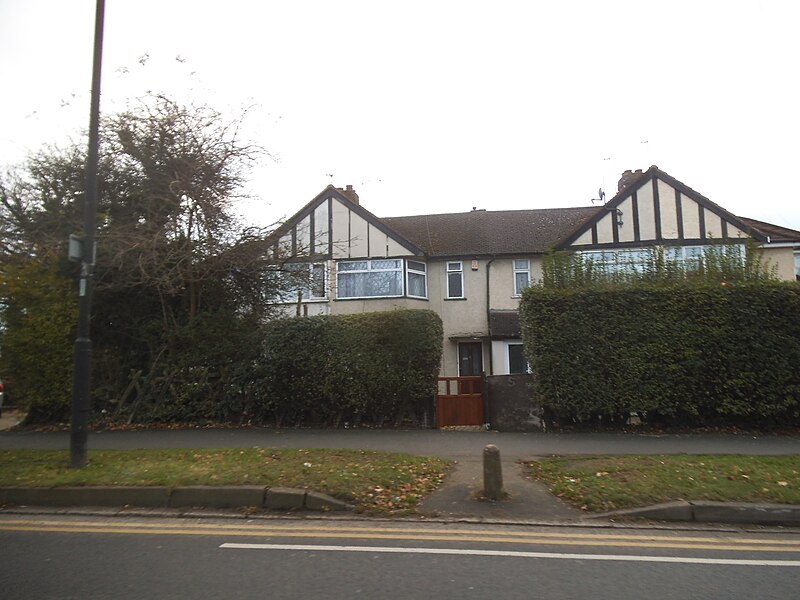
[558,165,766,250]
[268,184,423,260]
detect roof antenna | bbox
[591,187,606,204]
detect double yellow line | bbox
[2,518,799,553]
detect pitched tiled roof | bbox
[489,310,521,339]
[382,207,601,257]
[737,217,800,244]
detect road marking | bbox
[220,543,800,567]
[1,520,799,553]
[2,518,797,545]
[0,519,800,549]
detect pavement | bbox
[1,423,800,526]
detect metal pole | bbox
[70,0,105,468]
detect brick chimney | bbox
[338,184,359,205]
[618,169,644,193]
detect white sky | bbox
[2,0,799,231]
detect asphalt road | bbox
[2,428,800,460]
[2,514,799,599]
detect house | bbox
[268,166,800,378]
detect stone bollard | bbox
[483,444,504,500]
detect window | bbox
[614,249,649,273]
[309,264,325,298]
[513,259,530,295]
[507,343,528,374]
[447,261,463,298]
[580,250,613,273]
[407,260,427,298]
[337,259,403,298]
[579,245,746,275]
[508,345,526,374]
[582,249,648,274]
[679,246,705,271]
[277,263,326,301]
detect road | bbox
[2,514,799,599]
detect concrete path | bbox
[418,458,580,521]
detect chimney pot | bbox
[338,184,359,205]
[617,169,642,193]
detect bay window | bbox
[337,259,403,298]
[336,258,428,299]
[407,260,427,298]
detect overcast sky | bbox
[2,0,799,231]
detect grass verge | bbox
[0,448,451,515]
[527,455,800,512]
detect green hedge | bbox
[0,261,77,423]
[246,309,443,427]
[519,282,800,428]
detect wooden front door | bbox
[458,342,483,376]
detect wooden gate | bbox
[436,376,484,427]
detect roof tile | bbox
[383,207,601,257]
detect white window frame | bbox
[275,262,327,302]
[513,259,531,296]
[336,258,404,299]
[446,261,464,299]
[406,260,428,299]
[579,245,746,275]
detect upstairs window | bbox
[447,261,464,298]
[407,260,427,298]
[337,259,403,298]
[513,259,530,295]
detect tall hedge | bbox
[519,282,800,428]
[252,309,443,427]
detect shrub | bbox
[519,281,800,428]
[256,309,443,427]
[0,261,77,423]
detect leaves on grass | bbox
[527,455,800,512]
[0,448,452,516]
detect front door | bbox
[458,342,483,376]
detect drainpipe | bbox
[485,255,496,376]
[484,255,496,429]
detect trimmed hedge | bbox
[519,282,800,428]
[246,309,443,427]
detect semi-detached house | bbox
[268,165,800,378]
